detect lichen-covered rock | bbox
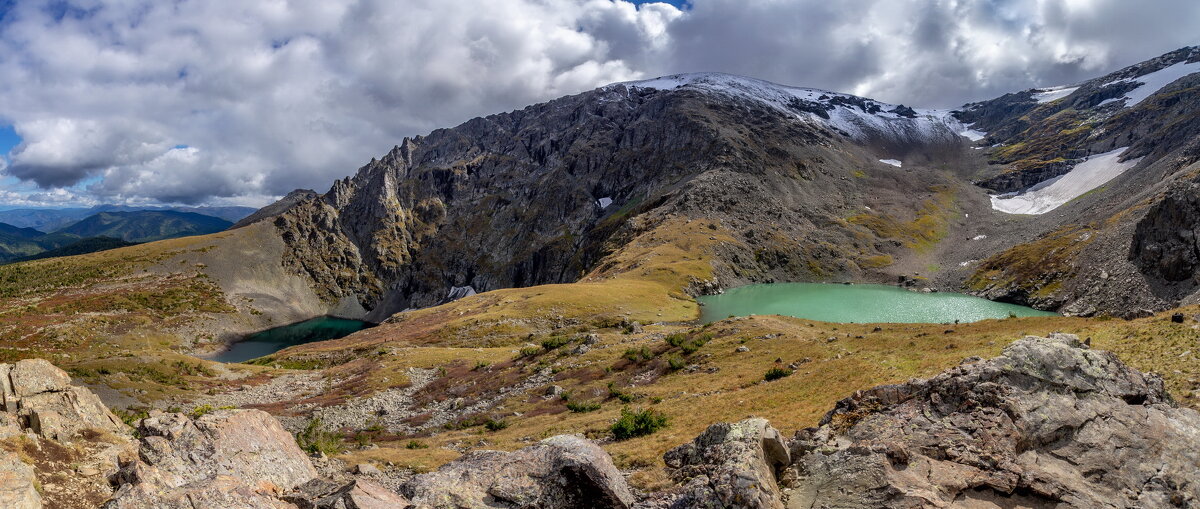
[0,359,126,441]
[402,435,634,508]
[0,454,41,509]
[105,409,317,508]
[781,333,1200,508]
[662,417,789,509]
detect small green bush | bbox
[188,404,214,419]
[607,382,636,403]
[667,355,686,371]
[484,418,509,431]
[405,440,429,449]
[623,346,653,362]
[763,367,794,382]
[664,333,688,347]
[517,347,542,358]
[296,418,343,456]
[611,408,668,440]
[540,335,570,350]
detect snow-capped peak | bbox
[611,73,981,144]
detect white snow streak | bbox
[990,148,1141,215]
[1032,86,1079,103]
[597,197,613,208]
[1105,60,1200,108]
[879,159,902,167]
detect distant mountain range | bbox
[0,204,255,232]
[0,209,236,263]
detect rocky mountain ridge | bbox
[215,45,1200,321]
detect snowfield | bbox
[1103,60,1200,107]
[879,159,902,167]
[990,148,1141,215]
[1032,86,1079,103]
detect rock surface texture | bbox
[105,409,319,508]
[401,434,635,508]
[0,454,41,509]
[663,417,790,509]
[0,359,126,441]
[780,333,1200,508]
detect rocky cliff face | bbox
[1131,176,1200,282]
[265,77,969,320]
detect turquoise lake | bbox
[212,316,372,363]
[697,283,1057,324]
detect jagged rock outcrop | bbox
[1131,178,1200,282]
[0,359,126,441]
[780,333,1200,508]
[105,409,318,508]
[401,434,634,508]
[662,418,790,509]
[233,189,321,229]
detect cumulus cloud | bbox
[0,0,676,205]
[0,0,1196,206]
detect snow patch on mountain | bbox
[1032,86,1079,103]
[990,148,1141,215]
[1103,60,1200,107]
[614,73,969,145]
[879,159,902,167]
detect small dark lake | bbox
[211,316,372,363]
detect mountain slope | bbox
[948,46,1200,315]
[0,205,256,232]
[267,72,980,321]
[11,236,138,262]
[53,210,233,243]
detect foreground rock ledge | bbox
[5,334,1198,508]
[777,333,1200,509]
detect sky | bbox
[0,0,1196,208]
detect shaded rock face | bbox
[662,418,790,509]
[1131,179,1200,282]
[781,333,1200,508]
[402,434,634,508]
[286,478,410,509]
[105,409,318,509]
[0,359,126,441]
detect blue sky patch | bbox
[0,125,20,158]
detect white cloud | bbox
[0,0,1195,206]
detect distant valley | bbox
[0,208,249,262]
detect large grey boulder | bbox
[662,417,790,509]
[106,409,318,508]
[781,333,1200,508]
[0,359,126,441]
[0,454,41,509]
[402,434,634,508]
